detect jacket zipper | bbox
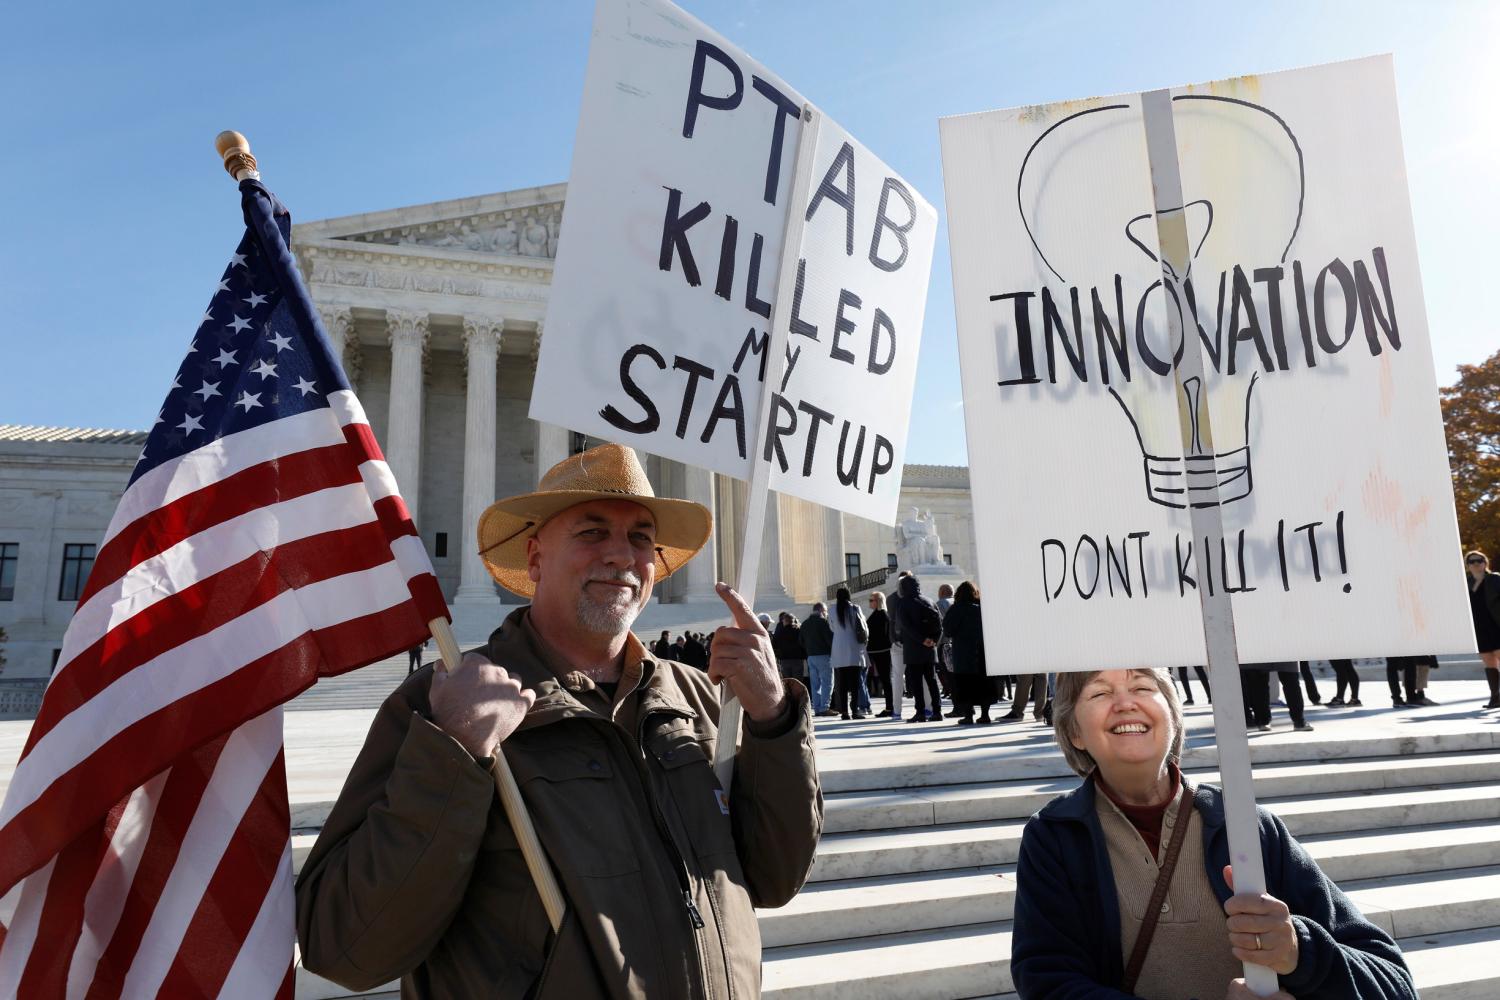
[595,712,711,1000]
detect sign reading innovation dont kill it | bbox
[940,56,1473,671]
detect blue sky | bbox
[2,0,1495,467]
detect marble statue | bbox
[896,507,947,569]
[920,509,945,566]
[491,223,519,255]
[520,220,549,257]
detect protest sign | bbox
[534,0,936,525]
[940,56,1474,673]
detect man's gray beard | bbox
[575,571,645,635]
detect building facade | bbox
[0,184,980,688]
[0,427,145,709]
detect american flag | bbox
[0,179,449,996]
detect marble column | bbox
[824,505,847,589]
[451,317,505,625]
[754,490,790,603]
[677,462,721,601]
[385,310,429,528]
[316,304,360,384]
[530,324,570,485]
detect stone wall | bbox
[0,435,139,679]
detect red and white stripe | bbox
[0,389,445,996]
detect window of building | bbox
[51,649,62,673]
[943,554,953,565]
[0,543,17,601]
[58,543,96,602]
[844,553,861,580]
[886,552,898,571]
[435,532,449,558]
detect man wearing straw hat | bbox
[297,443,822,999]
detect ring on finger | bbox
[1255,933,1263,951]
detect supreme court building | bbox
[0,183,977,693]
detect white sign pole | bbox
[1140,88,1277,998]
[713,104,823,794]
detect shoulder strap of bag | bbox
[1121,781,1194,995]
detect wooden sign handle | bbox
[711,104,824,794]
[429,617,566,933]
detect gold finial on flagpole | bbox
[214,131,260,181]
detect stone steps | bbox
[761,921,1500,1000]
[760,865,1500,998]
[763,920,1012,1000]
[808,779,1500,884]
[821,749,1500,833]
[1402,926,1500,1000]
[276,682,1500,997]
[765,824,1500,949]
[813,720,1500,793]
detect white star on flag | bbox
[244,291,268,307]
[250,358,278,380]
[234,390,262,411]
[228,315,253,334]
[177,413,205,435]
[230,252,247,267]
[201,310,214,326]
[214,349,238,369]
[267,332,295,353]
[291,376,317,397]
[216,279,231,293]
[194,380,222,401]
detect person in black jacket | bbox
[1467,550,1500,709]
[891,574,943,722]
[865,592,895,717]
[682,631,708,671]
[942,581,994,724]
[800,603,836,717]
[652,630,673,660]
[771,612,806,682]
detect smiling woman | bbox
[1010,667,1417,1000]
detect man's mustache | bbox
[587,567,642,592]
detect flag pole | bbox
[711,104,823,793]
[213,130,565,935]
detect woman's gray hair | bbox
[1051,668,1186,778]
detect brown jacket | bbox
[296,608,823,999]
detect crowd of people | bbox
[639,548,1500,733]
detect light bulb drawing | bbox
[1013,93,1306,510]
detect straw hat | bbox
[476,442,712,597]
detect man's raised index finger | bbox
[715,581,762,631]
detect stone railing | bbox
[827,567,895,602]
[0,678,47,720]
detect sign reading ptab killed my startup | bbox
[534,0,936,524]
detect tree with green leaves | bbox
[1441,347,1500,561]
